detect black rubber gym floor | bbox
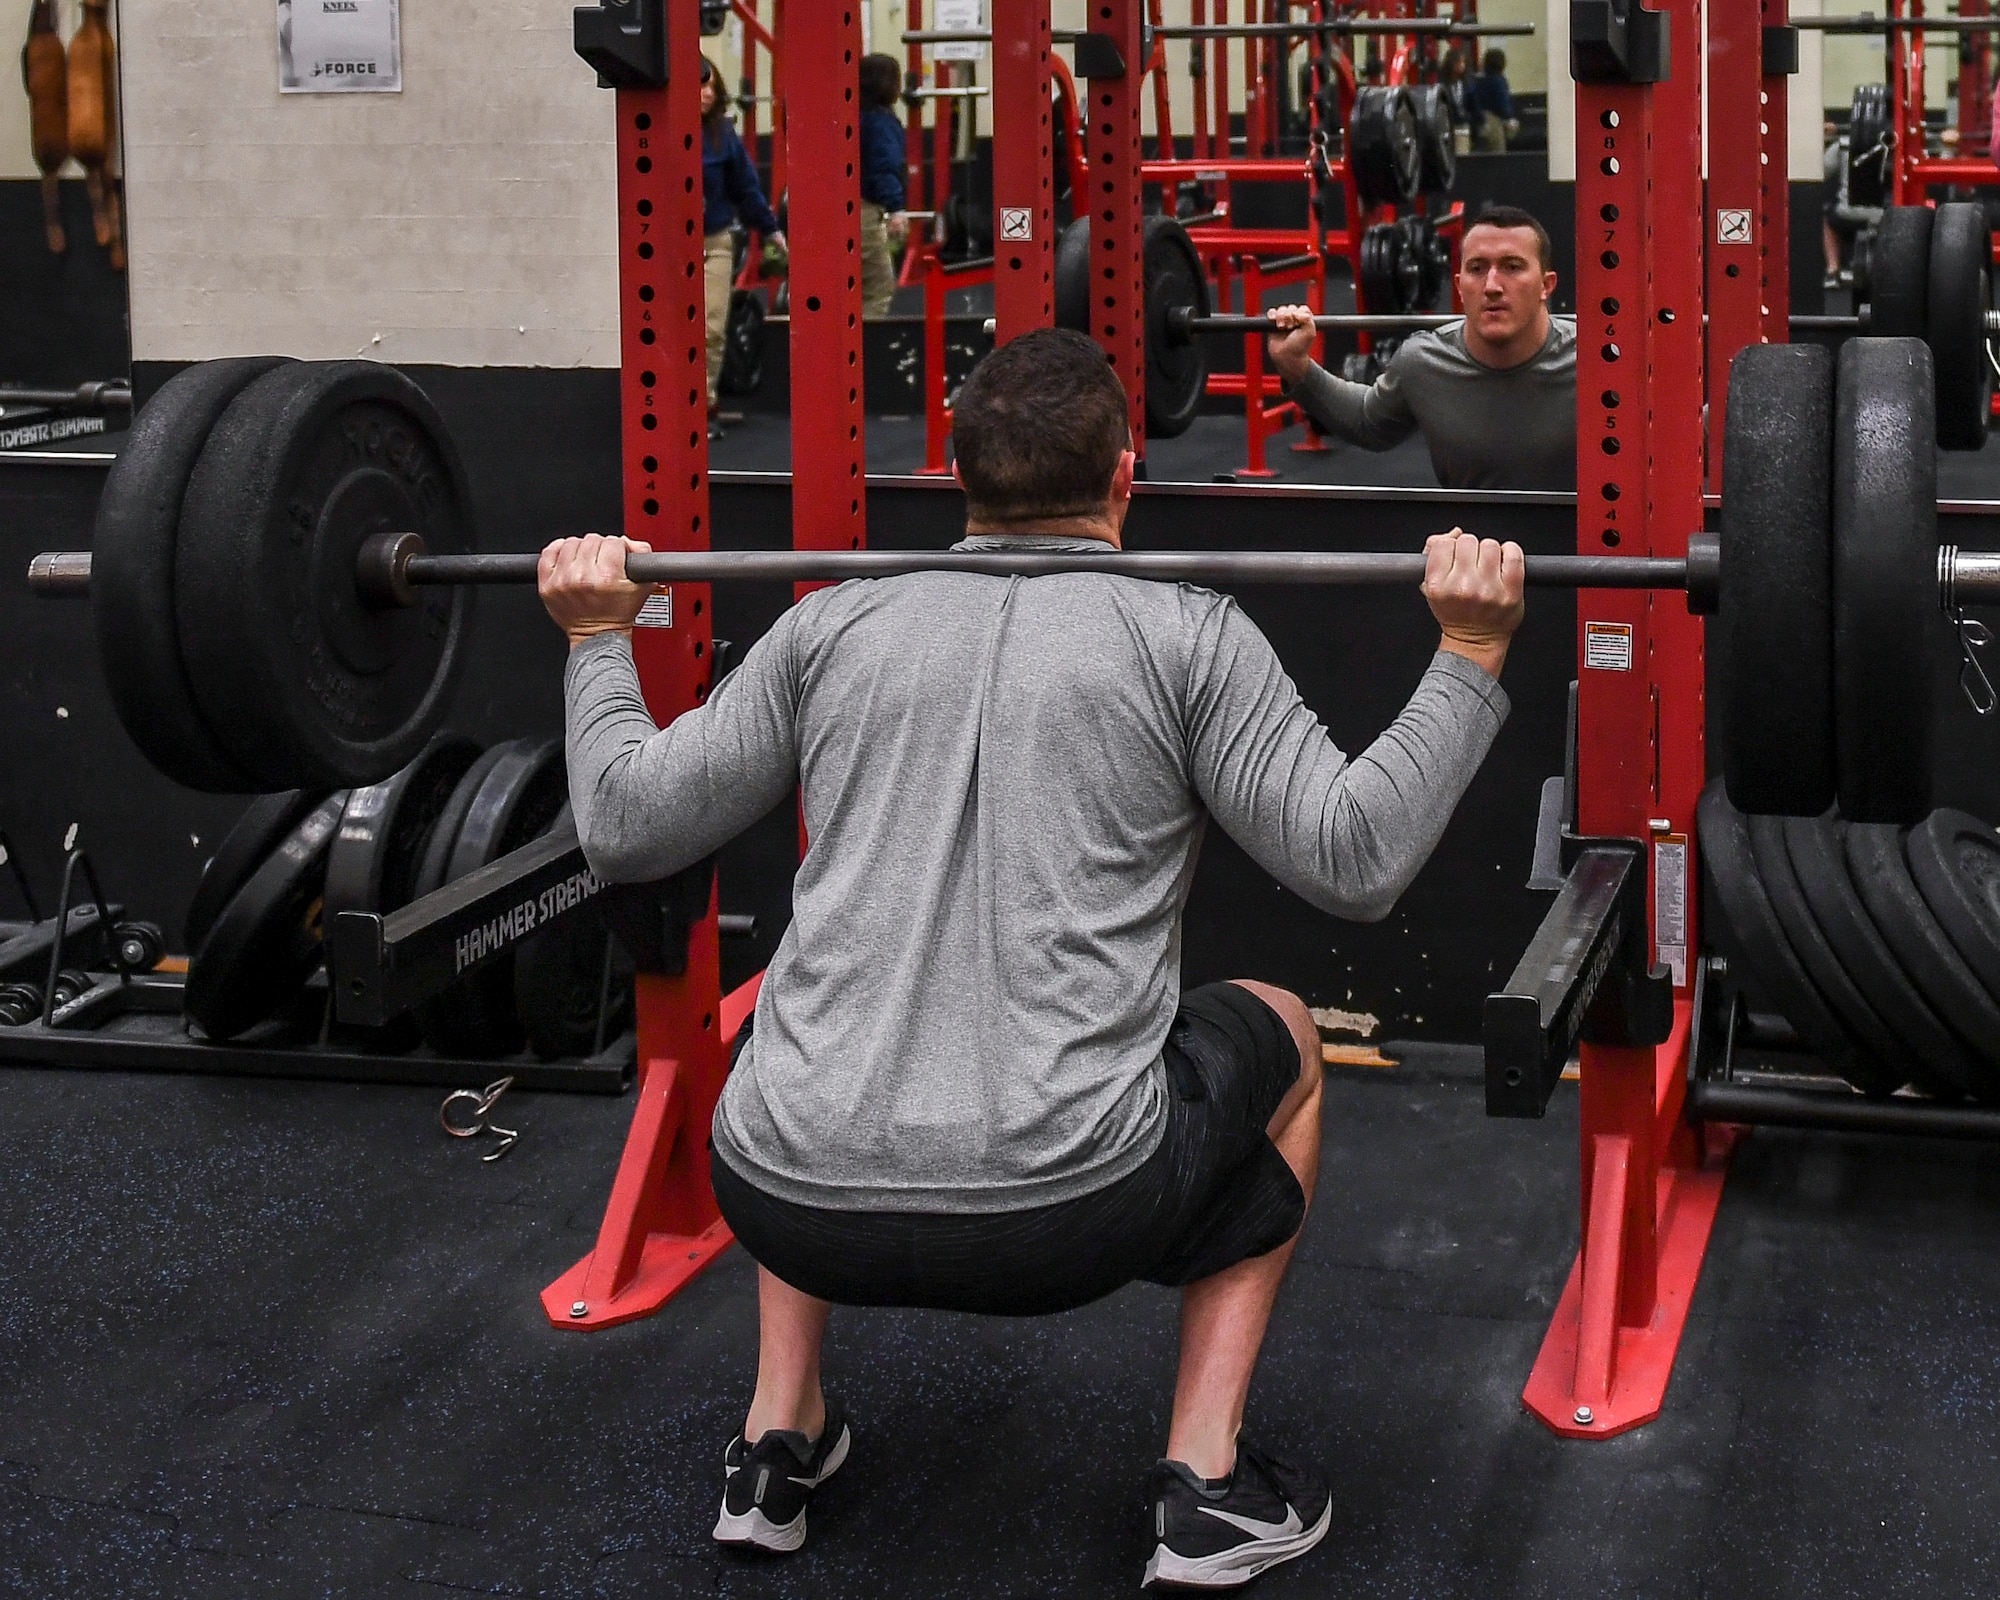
[5,1052,1998,1598]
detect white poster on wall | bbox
[279,0,402,94]
[933,0,985,62]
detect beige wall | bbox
[1477,0,1548,96]
[121,0,620,367]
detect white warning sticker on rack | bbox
[1583,620,1634,671]
[1654,833,1689,988]
[635,590,674,629]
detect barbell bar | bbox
[29,533,1716,608]
[0,380,131,413]
[1151,20,1536,38]
[1793,14,2000,30]
[26,531,2000,613]
[902,22,1535,45]
[1158,308,2000,338]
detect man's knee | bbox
[1226,979,1321,1094]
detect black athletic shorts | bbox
[709,981,1309,1317]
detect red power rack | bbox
[543,1,739,1331]
[548,3,1764,1457]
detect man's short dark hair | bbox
[860,53,901,112]
[1482,47,1507,74]
[952,329,1130,523]
[1467,204,1552,274]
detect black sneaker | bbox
[712,1402,851,1553]
[1141,1438,1331,1589]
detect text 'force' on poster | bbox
[279,0,401,93]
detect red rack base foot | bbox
[1521,1124,1741,1438]
[540,973,764,1332]
[541,1216,735,1332]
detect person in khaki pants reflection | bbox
[858,54,909,319]
[700,56,785,439]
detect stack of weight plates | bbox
[183,735,633,1056]
[1700,780,2000,1101]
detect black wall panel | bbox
[0,179,129,386]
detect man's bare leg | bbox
[1164,980,1324,1479]
[744,1266,831,1441]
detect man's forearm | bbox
[1283,360,1408,452]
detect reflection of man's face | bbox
[1457,225,1553,347]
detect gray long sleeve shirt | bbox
[564,533,1510,1213]
[1289,316,1577,491]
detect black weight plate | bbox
[1719,343,1836,816]
[515,900,633,1060]
[319,734,477,1055]
[720,288,766,395]
[444,738,567,885]
[1927,202,1993,451]
[1409,216,1451,310]
[92,356,294,793]
[1748,815,1910,1096]
[1784,812,1977,1100]
[324,733,484,924]
[940,191,969,259]
[1363,223,1421,315]
[410,743,511,906]
[1053,215,1091,336]
[1391,223,1424,312]
[176,360,478,791]
[1846,822,2000,1097]
[1359,222,1420,315]
[1850,228,1874,298]
[184,792,347,1042]
[1866,206,1931,340]
[1906,808,2000,998]
[1409,86,1454,194]
[1698,783,1886,1090]
[1359,224,1399,314]
[185,788,329,955]
[417,738,568,1059]
[513,805,636,1060]
[1142,215,1210,439]
[400,739,516,1053]
[1832,339,1942,824]
[1847,84,1893,209]
[1349,86,1421,207]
